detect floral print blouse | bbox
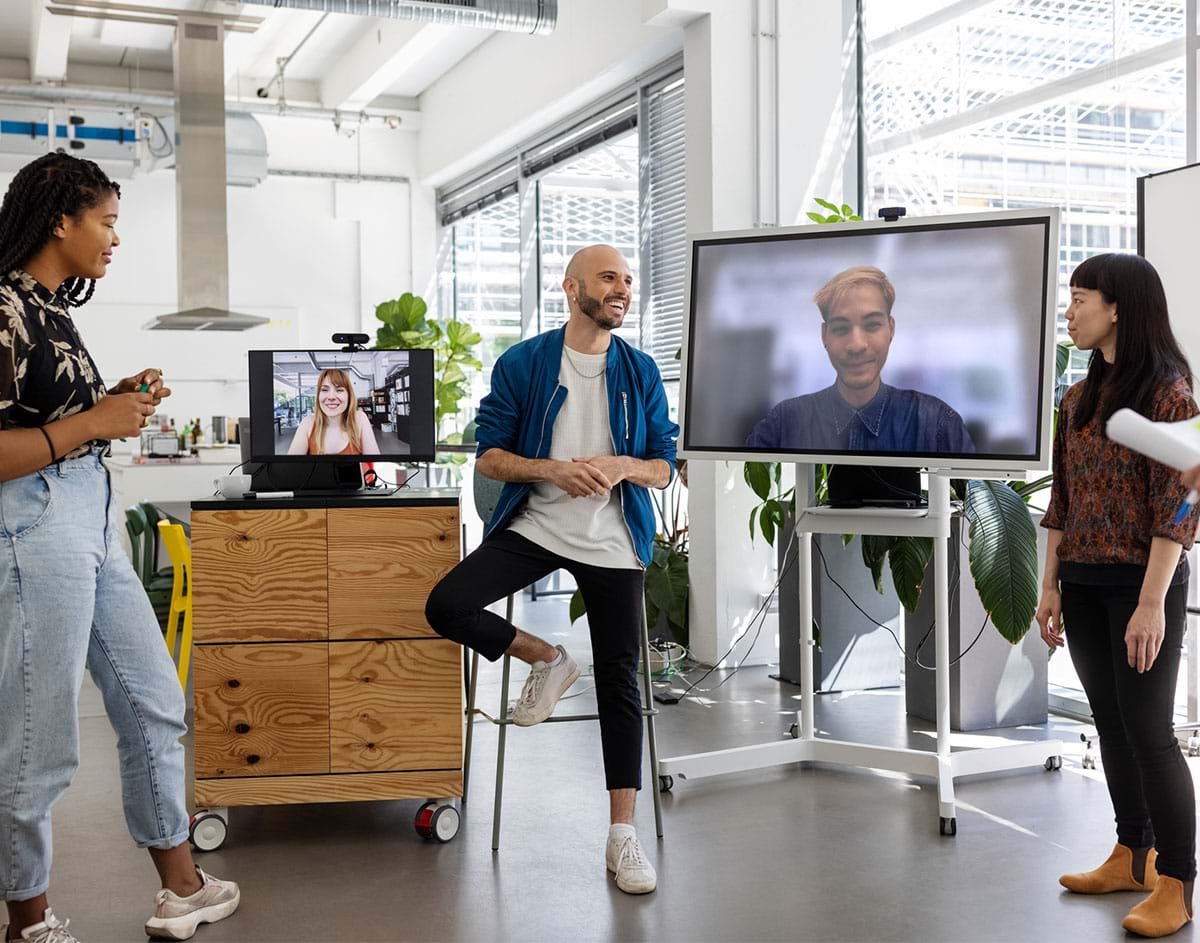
[0,269,109,460]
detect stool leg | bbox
[641,605,664,839]
[492,593,515,852]
[492,652,511,852]
[463,649,479,805]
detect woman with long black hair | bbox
[1038,252,1197,938]
[0,153,239,942]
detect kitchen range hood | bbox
[144,17,267,332]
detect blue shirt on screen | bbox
[744,382,976,454]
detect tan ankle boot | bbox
[1122,876,1193,937]
[1059,844,1159,893]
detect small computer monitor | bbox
[248,349,436,464]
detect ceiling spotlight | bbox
[385,115,402,130]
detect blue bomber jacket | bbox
[473,326,679,567]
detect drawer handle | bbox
[246,754,261,765]
[227,679,240,689]
[366,742,376,750]
[235,723,250,734]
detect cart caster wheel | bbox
[1044,755,1062,771]
[939,816,957,837]
[789,723,799,739]
[189,811,228,852]
[659,775,674,793]
[415,802,459,842]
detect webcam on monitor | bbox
[332,332,370,351]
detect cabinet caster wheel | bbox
[939,816,957,837]
[1044,755,1062,771]
[789,723,799,739]
[659,775,674,793]
[415,802,460,843]
[189,811,228,852]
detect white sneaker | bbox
[606,828,657,894]
[511,645,579,727]
[1,910,79,943]
[144,868,240,941]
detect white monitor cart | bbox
[659,471,1064,835]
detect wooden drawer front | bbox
[327,507,460,640]
[192,509,328,643]
[329,639,462,774]
[193,644,330,779]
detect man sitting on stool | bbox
[425,244,678,894]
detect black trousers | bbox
[425,530,646,791]
[1061,580,1196,880]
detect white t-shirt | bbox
[507,345,640,569]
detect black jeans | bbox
[1061,580,1196,880]
[425,530,646,791]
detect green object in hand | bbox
[137,383,150,393]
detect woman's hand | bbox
[1036,586,1064,651]
[1126,602,1166,674]
[1183,465,1200,493]
[111,368,171,406]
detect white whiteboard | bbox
[1140,163,1200,379]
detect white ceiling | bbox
[1,0,495,106]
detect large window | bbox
[538,132,641,345]
[863,0,1190,716]
[863,0,1186,387]
[436,61,686,390]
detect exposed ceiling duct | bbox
[238,0,557,35]
[145,15,269,332]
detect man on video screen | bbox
[745,266,975,454]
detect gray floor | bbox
[49,591,1200,942]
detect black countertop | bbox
[191,487,460,511]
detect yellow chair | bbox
[156,520,193,691]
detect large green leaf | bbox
[744,462,772,501]
[860,535,896,595]
[1055,340,1072,380]
[889,536,934,612]
[965,480,1040,643]
[645,544,690,647]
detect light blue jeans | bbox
[0,450,189,901]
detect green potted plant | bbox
[373,291,484,468]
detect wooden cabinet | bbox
[190,496,462,809]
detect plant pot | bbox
[776,511,902,692]
[904,515,1048,731]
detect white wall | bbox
[417,0,682,185]
[0,118,421,437]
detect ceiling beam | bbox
[29,0,71,83]
[319,18,429,111]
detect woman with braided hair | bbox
[0,153,239,942]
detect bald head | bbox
[566,244,625,280]
[563,244,632,332]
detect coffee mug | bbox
[214,474,252,500]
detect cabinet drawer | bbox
[327,507,459,640]
[192,509,328,643]
[193,643,330,778]
[329,639,462,774]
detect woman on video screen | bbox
[287,367,380,455]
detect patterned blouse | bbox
[1042,376,1199,585]
[0,269,109,461]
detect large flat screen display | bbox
[680,209,1059,472]
[248,349,436,463]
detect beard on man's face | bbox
[575,278,624,330]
